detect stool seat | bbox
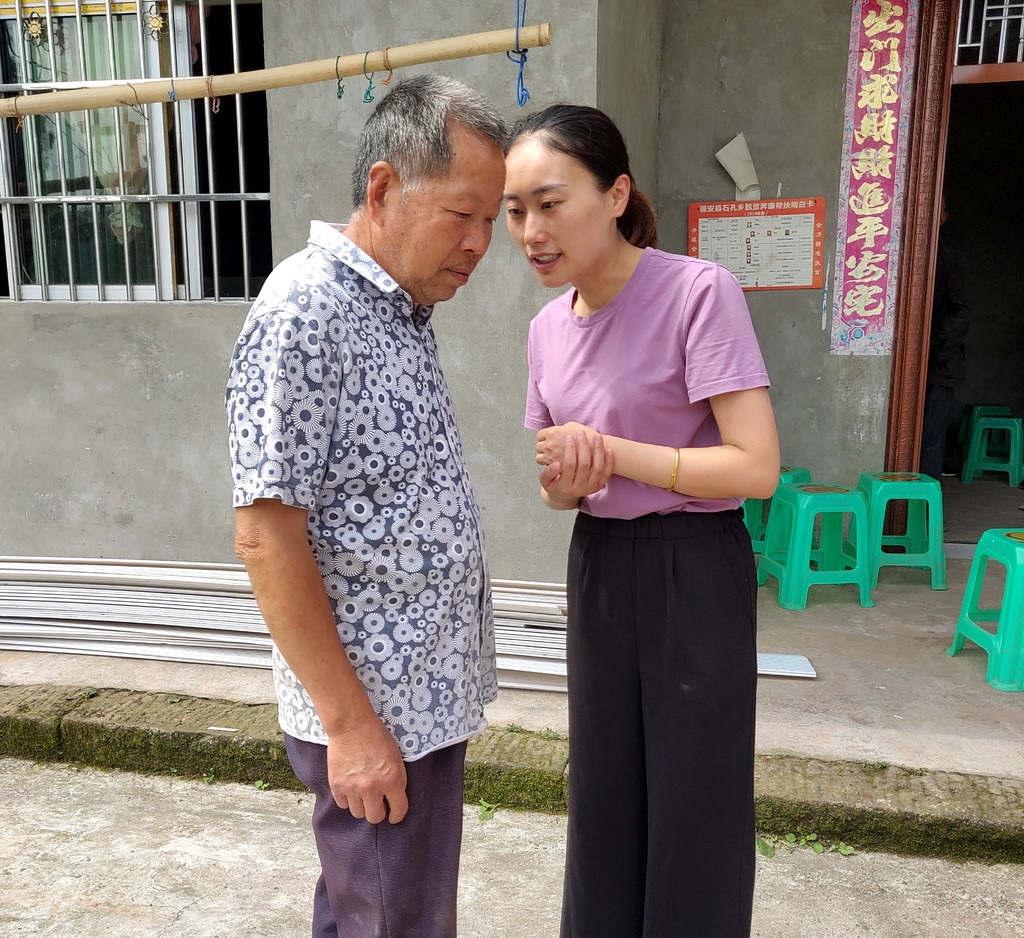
[960,415,1023,486]
[854,471,946,590]
[756,482,874,610]
[743,465,811,553]
[947,529,1024,692]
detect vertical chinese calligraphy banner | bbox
[830,0,919,354]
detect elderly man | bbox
[227,75,506,938]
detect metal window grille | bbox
[957,0,1024,66]
[0,1,270,302]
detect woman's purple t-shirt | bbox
[524,247,770,519]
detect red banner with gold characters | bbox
[830,1,918,354]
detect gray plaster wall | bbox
[0,1,600,579]
[657,0,890,482]
[2,1,901,580]
[596,0,664,196]
[260,0,599,582]
[0,302,241,561]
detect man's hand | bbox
[327,715,409,824]
[235,499,410,824]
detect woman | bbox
[504,105,780,938]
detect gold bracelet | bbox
[666,447,680,491]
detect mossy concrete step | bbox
[1,683,1021,863]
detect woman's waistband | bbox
[574,507,745,539]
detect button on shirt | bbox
[227,221,496,759]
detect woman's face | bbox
[503,136,628,290]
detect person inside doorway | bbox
[920,198,970,480]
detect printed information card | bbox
[688,198,826,291]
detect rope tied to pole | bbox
[507,0,531,106]
[362,52,376,103]
[206,75,220,114]
[380,46,394,85]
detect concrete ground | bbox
[2,553,1022,779]
[2,526,1024,933]
[2,758,1022,937]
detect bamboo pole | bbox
[0,22,552,119]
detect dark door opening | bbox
[934,80,1024,541]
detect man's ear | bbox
[365,161,401,226]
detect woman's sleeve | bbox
[682,264,771,403]
[524,318,554,430]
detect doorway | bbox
[891,2,1024,546]
[937,80,1024,542]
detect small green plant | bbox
[201,769,216,785]
[505,722,564,740]
[536,727,564,740]
[756,829,855,858]
[786,829,824,853]
[253,779,270,790]
[861,760,890,771]
[478,799,498,821]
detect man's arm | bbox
[234,498,408,824]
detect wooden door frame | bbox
[886,0,957,471]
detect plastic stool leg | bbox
[777,505,815,610]
[986,569,1024,691]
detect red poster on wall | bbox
[830,0,919,354]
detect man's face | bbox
[378,128,506,308]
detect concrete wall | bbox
[0,302,241,561]
[259,0,599,582]
[596,0,664,196]
[657,0,890,481]
[1,0,902,579]
[0,1,598,579]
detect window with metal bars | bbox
[0,1,270,302]
[957,0,1024,65]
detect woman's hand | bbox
[539,430,614,509]
[536,422,594,467]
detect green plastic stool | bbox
[854,471,947,590]
[947,529,1024,692]
[957,405,1011,462]
[756,482,874,610]
[960,415,1023,486]
[743,465,811,553]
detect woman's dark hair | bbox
[508,104,658,249]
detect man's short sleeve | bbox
[227,281,343,510]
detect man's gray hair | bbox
[351,74,508,207]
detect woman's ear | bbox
[610,173,631,220]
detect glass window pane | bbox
[2,10,160,293]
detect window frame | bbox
[0,0,269,302]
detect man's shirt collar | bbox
[308,220,434,324]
